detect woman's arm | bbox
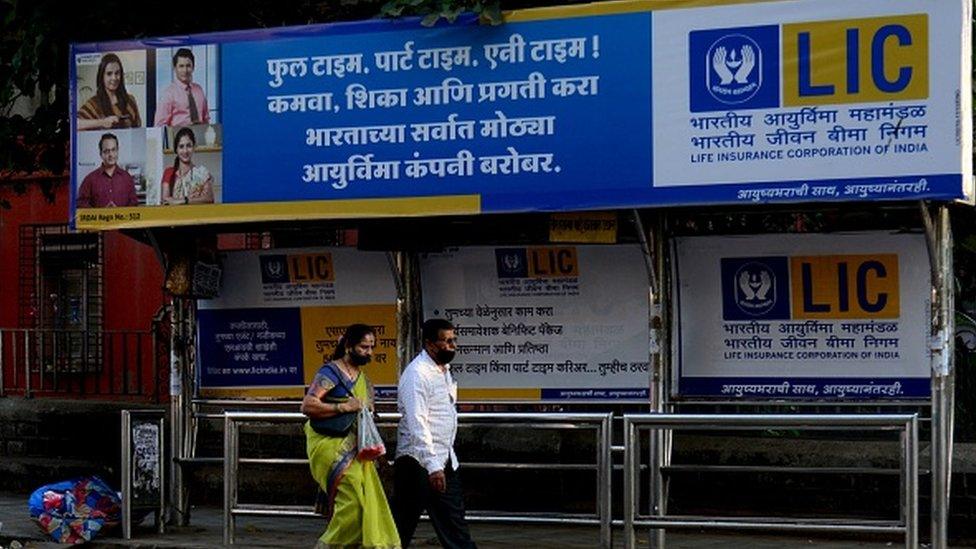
[301,393,343,419]
[160,170,180,205]
[77,115,119,130]
[187,173,215,204]
[128,95,142,127]
[301,367,361,418]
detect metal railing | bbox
[0,327,164,402]
[223,411,613,546]
[622,413,919,549]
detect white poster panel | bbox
[198,247,395,310]
[196,247,399,397]
[674,233,930,400]
[420,245,650,401]
[652,0,973,204]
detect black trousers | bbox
[393,455,476,549]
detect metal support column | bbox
[634,210,667,549]
[598,413,612,548]
[624,418,638,549]
[223,414,239,546]
[903,414,919,549]
[922,203,954,549]
[390,251,419,376]
[169,299,191,525]
[24,329,31,398]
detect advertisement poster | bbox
[71,0,971,230]
[674,232,930,399]
[420,245,650,401]
[196,247,398,398]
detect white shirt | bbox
[396,349,459,473]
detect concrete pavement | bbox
[0,489,941,548]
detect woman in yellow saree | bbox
[301,324,401,549]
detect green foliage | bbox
[380,0,502,25]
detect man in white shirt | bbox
[394,318,476,548]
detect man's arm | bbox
[401,370,440,471]
[198,85,211,124]
[153,86,173,127]
[401,370,447,492]
[77,177,92,207]
[125,172,139,206]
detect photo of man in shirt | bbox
[77,133,138,208]
[394,318,476,549]
[154,47,210,127]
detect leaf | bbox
[482,2,502,25]
[382,3,405,17]
[421,12,440,26]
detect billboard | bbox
[420,245,650,401]
[673,233,930,400]
[71,0,972,229]
[195,247,398,398]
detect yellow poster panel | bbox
[549,212,618,244]
[790,254,900,319]
[782,15,928,106]
[300,304,399,387]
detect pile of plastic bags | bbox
[28,476,121,544]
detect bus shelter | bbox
[69,0,972,546]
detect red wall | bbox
[0,179,164,331]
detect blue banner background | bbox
[221,13,652,211]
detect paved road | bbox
[0,489,938,548]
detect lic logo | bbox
[496,248,528,279]
[707,34,761,104]
[721,257,790,320]
[690,25,780,112]
[259,254,289,284]
[733,262,775,315]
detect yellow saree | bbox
[305,372,400,549]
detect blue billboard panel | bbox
[70,0,971,230]
[197,308,304,388]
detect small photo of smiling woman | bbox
[76,51,147,132]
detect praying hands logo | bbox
[706,34,762,105]
[503,253,521,273]
[266,260,284,279]
[734,262,776,315]
[712,45,756,85]
[738,269,771,302]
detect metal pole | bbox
[649,426,665,549]
[24,329,31,398]
[904,415,918,549]
[923,203,953,549]
[223,414,238,546]
[623,418,637,549]
[169,300,190,526]
[406,252,421,360]
[598,413,612,548]
[649,213,670,549]
[121,411,133,539]
[0,329,6,397]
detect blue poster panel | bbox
[70,0,972,230]
[197,308,304,388]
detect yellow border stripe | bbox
[505,0,793,22]
[459,388,542,400]
[75,194,481,230]
[200,387,305,399]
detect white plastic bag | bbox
[356,408,386,461]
